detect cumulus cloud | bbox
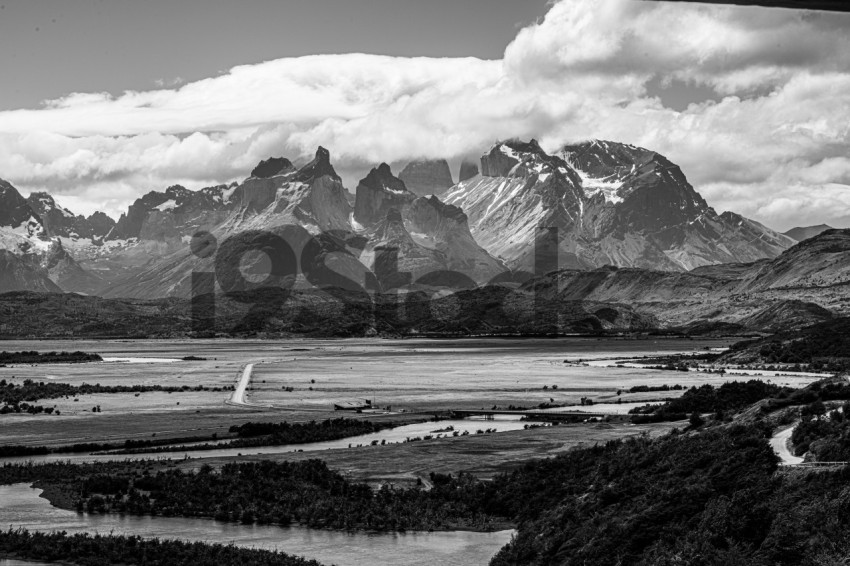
[0,0,848,230]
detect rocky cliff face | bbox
[353,163,416,228]
[406,196,505,283]
[444,139,588,272]
[0,179,40,230]
[250,157,295,179]
[42,239,106,295]
[102,147,353,299]
[26,192,115,240]
[398,159,454,197]
[0,181,54,261]
[458,160,479,183]
[0,250,61,294]
[111,184,237,241]
[359,207,449,289]
[445,139,793,272]
[353,165,505,286]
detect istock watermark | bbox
[189,222,562,334]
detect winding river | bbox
[0,417,543,466]
[0,484,513,566]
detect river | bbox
[0,484,512,566]
[0,416,543,466]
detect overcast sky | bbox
[0,0,848,231]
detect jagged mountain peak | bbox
[26,191,114,240]
[163,184,192,198]
[446,137,792,272]
[251,157,295,179]
[27,192,71,219]
[353,163,415,227]
[0,179,39,229]
[560,139,703,208]
[482,139,584,188]
[420,195,467,222]
[398,159,454,197]
[294,146,339,182]
[0,178,19,195]
[364,163,406,191]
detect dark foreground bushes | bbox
[488,425,850,566]
[630,379,789,423]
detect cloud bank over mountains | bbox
[0,0,848,230]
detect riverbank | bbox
[0,484,512,566]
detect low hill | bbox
[784,224,834,242]
[720,317,850,372]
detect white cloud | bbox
[0,0,848,231]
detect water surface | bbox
[0,484,512,566]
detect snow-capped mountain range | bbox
[444,139,793,272]
[0,138,798,297]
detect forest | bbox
[724,317,850,371]
[0,528,324,566]
[0,432,223,458]
[629,379,790,423]
[487,424,850,565]
[0,459,503,532]
[791,400,850,461]
[111,418,406,454]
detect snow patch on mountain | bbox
[574,169,624,204]
[154,199,177,211]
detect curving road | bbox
[770,424,804,466]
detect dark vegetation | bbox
[0,289,652,339]
[488,424,850,565]
[629,380,790,423]
[760,378,850,413]
[0,460,503,532]
[632,352,723,372]
[0,528,323,566]
[0,433,224,458]
[0,419,402,458]
[624,384,684,393]
[0,351,101,364]
[723,317,850,372]
[112,418,402,454]
[791,401,850,461]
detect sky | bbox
[0,0,848,231]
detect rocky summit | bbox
[398,159,454,197]
[445,139,793,272]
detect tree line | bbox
[112,417,404,455]
[0,459,503,533]
[0,378,224,414]
[0,528,324,566]
[0,351,102,365]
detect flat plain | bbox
[0,336,821,477]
